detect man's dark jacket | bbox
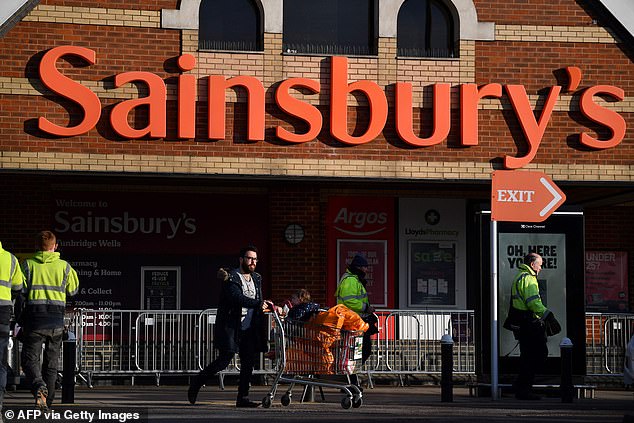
[213,269,268,353]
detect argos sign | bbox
[333,208,388,235]
[36,46,626,169]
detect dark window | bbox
[284,0,377,56]
[199,0,263,51]
[397,0,456,58]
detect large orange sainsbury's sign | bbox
[36,46,626,169]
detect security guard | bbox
[335,255,376,365]
[21,231,79,411]
[509,252,551,400]
[0,241,25,414]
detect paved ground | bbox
[3,383,633,423]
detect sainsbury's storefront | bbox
[0,0,632,378]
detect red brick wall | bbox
[1,96,631,166]
[473,0,596,25]
[476,42,633,91]
[0,22,180,78]
[268,185,325,304]
[40,0,178,10]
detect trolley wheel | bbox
[352,396,363,408]
[262,396,272,409]
[281,394,292,406]
[341,397,352,409]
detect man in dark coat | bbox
[188,245,272,408]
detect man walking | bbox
[0,241,24,416]
[21,231,79,410]
[188,245,273,408]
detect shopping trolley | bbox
[262,310,365,409]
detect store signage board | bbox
[34,47,626,170]
[491,170,566,222]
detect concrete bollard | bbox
[440,333,454,402]
[560,337,574,403]
[61,339,77,404]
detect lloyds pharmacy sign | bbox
[34,46,626,170]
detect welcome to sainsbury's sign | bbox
[35,46,626,170]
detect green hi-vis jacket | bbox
[22,250,79,330]
[0,242,25,326]
[335,269,370,314]
[511,263,547,319]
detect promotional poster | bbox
[498,233,567,357]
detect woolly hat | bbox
[350,255,369,268]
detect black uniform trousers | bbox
[514,320,548,395]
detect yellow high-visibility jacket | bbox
[0,241,24,326]
[335,269,370,315]
[21,250,79,330]
[511,263,547,319]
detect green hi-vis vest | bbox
[511,263,547,319]
[335,270,369,314]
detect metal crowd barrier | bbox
[361,310,475,386]
[66,309,214,385]
[65,308,475,385]
[61,309,632,386]
[585,312,634,376]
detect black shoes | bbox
[35,385,49,411]
[515,392,542,400]
[188,381,259,408]
[187,382,201,405]
[236,398,260,408]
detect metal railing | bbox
[65,308,475,384]
[60,309,632,385]
[365,310,475,376]
[585,312,634,376]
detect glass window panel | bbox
[284,0,377,55]
[397,0,455,58]
[429,1,452,55]
[199,0,262,51]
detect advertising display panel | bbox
[337,239,388,307]
[398,199,466,309]
[473,209,586,376]
[498,233,567,357]
[585,251,629,312]
[327,196,395,308]
[408,241,457,307]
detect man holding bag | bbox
[335,255,377,366]
[507,252,561,400]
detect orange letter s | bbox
[579,85,626,149]
[38,46,101,136]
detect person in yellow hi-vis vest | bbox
[0,241,24,413]
[335,254,379,390]
[508,252,560,400]
[21,231,79,411]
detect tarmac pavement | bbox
[2,383,633,423]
